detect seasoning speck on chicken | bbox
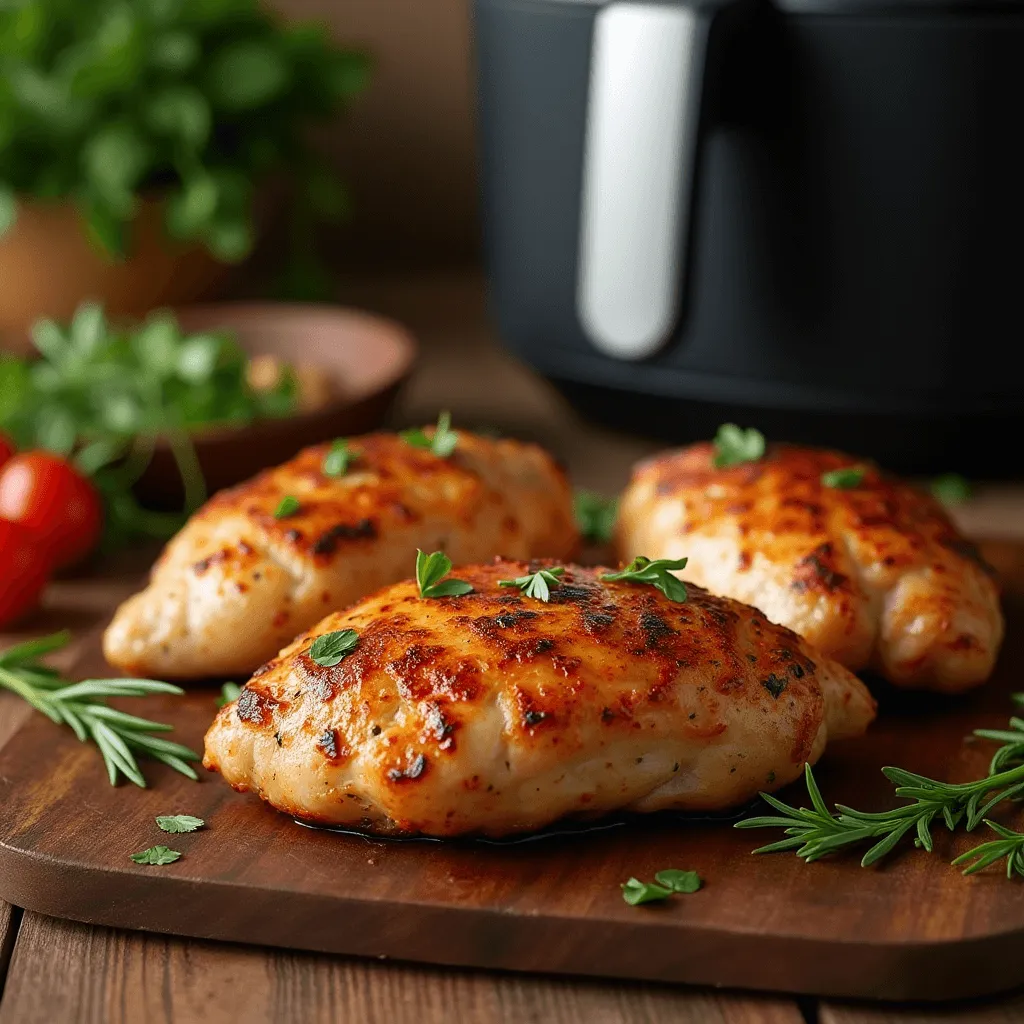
[203,560,875,838]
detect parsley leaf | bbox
[217,682,241,708]
[323,439,357,477]
[621,878,674,906]
[712,423,765,469]
[415,549,473,599]
[601,556,689,603]
[499,567,565,602]
[931,473,972,506]
[821,466,866,489]
[156,815,205,834]
[654,868,702,893]
[130,845,182,866]
[274,495,301,518]
[573,491,618,544]
[401,410,459,458]
[308,629,359,667]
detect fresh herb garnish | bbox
[601,556,689,603]
[931,473,973,506]
[654,868,703,893]
[323,439,357,477]
[622,869,702,906]
[953,820,1024,879]
[217,682,242,708]
[0,303,299,550]
[274,495,301,519]
[308,629,359,667]
[415,549,473,599]
[156,815,205,834]
[573,490,618,545]
[499,567,565,602]
[737,754,1024,869]
[0,631,199,787]
[821,466,866,489]
[401,411,459,458]
[621,878,673,905]
[130,845,182,866]
[712,424,765,469]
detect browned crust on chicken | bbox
[617,443,1004,692]
[203,560,874,837]
[104,430,578,678]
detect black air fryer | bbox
[473,0,1024,473]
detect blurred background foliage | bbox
[0,0,369,290]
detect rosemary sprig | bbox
[973,693,1024,774]
[0,632,200,788]
[953,820,1024,879]
[736,759,1024,868]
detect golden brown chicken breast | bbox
[203,560,875,837]
[104,430,578,679]
[617,443,1004,693]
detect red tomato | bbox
[0,520,50,627]
[0,453,103,569]
[0,434,15,469]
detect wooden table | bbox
[2,273,1023,1023]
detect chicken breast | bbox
[203,560,875,837]
[618,443,1004,693]
[104,430,578,679]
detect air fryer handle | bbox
[576,0,733,361]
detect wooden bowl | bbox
[134,302,417,508]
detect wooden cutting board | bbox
[3,543,1024,1003]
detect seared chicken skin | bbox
[104,431,578,679]
[204,560,874,837]
[618,444,1004,693]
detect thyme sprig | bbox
[0,631,199,787]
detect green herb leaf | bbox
[217,682,242,709]
[156,815,205,834]
[499,567,565,602]
[621,878,674,906]
[654,869,702,894]
[0,184,16,237]
[322,438,356,477]
[308,629,359,668]
[601,556,689,603]
[821,466,866,489]
[573,490,618,545]
[712,424,766,469]
[130,845,182,866]
[401,411,458,458]
[415,549,473,599]
[206,39,291,112]
[930,473,973,506]
[0,632,200,788]
[274,495,301,519]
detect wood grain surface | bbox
[0,912,804,1024]
[3,544,1024,1002]
[820,996,1024,1023]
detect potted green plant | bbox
[0,0,368,349]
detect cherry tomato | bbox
[0,452,103,569]
[0,520,50,627]
[0,434,15,469]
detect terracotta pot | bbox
[0,200,229,354]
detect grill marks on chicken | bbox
[203,561,874,837]
[103,431,578,679]
[617,444,1004,692]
